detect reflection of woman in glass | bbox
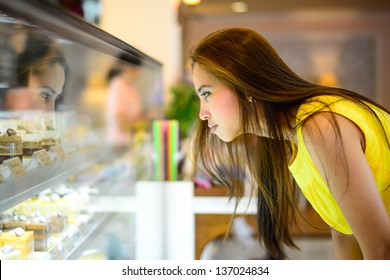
[4,26,68,111]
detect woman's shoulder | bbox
[298,95,386,152]
[299,94,348,112]
[297,94,385,124]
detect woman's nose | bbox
[199,105,210,121]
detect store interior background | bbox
[73,0,390,115]
[25,0,390,260]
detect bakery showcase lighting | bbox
[231,1,248,13]
[183,0,202,6]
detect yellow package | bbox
[0,244,22,260]
[1,228,34,260]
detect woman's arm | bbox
[302,112,390,259]
[330,229,363,259]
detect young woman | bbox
[190,27,390,259]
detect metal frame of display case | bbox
[0,0,160,68]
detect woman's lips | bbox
[209,124,217,133]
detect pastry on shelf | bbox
[21,132,43,159]
[2,214,27,231]
[50,213,68,234]
[0,227,34,260]
[41,127,60,151]
[26,215,52,251]
[0,128,23,165]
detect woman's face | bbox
[6,61,65,111]
[192,63,241,142]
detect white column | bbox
[135,181,194,260]
[165,181,194,259]
[135,181,166,259]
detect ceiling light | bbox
[231,2,248,13]
[183,0,202,6]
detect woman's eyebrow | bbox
[39,86,56,94]
[197,85,211,94]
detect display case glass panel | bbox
[0,0,164,260]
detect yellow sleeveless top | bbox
[288,95,390,234]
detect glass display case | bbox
[0,0,164,260]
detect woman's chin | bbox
[218,131,246,143]
[217,134,237,143]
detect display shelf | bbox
[32,212,111,260]
[0,147,108,212]
[64,213,112,260]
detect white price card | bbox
[70,229,81,243]
[31,149,53,167]
[2,157,27,178]
[49,145,67,161]
[61,235,75,253]
[49,243,65,260]
[78,222,89,236]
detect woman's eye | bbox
[39,87,55,102]
[200,91,211,100]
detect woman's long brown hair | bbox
[190,27,390,259]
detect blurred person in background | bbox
[105,53,143,147]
